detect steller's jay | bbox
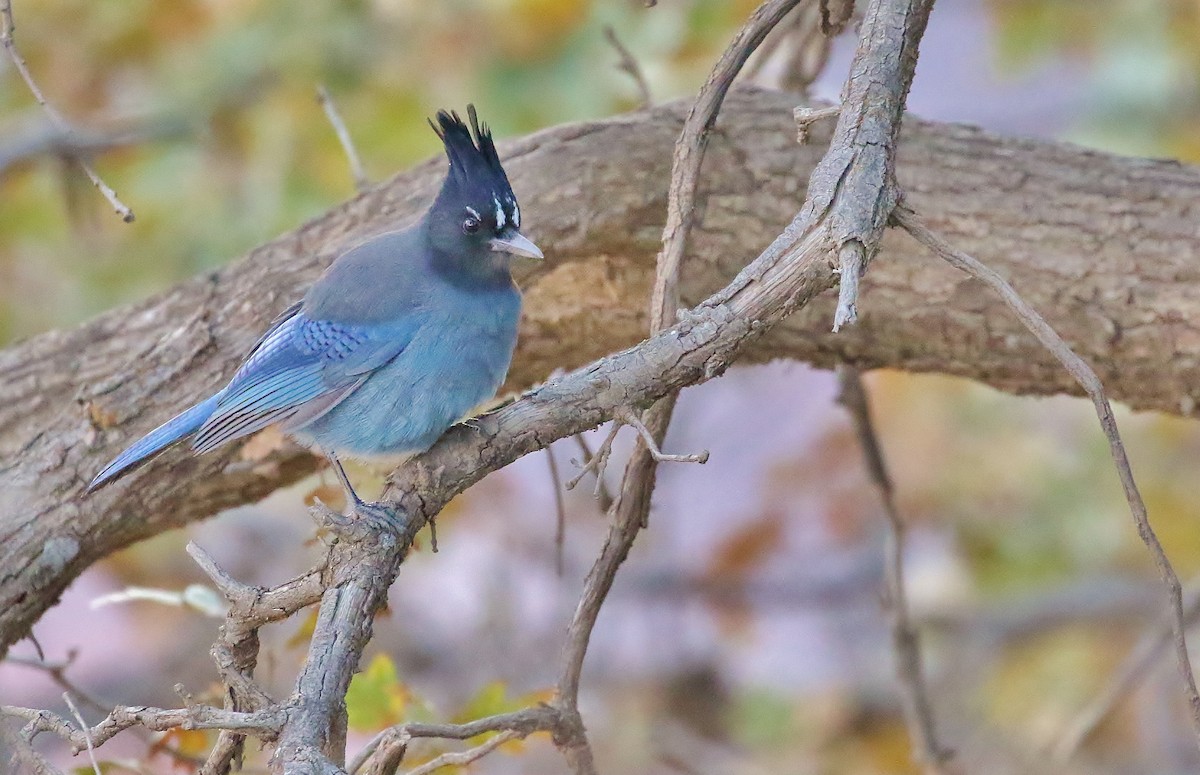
[88,106,542,516]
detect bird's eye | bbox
[462,215,481,234]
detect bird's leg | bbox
[324,451,402,532]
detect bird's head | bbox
[427,106,542,269]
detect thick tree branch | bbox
[5,88,1200,655]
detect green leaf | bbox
[346,653,409,731]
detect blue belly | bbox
[293,307,518,457]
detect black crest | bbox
[429,105,513,202]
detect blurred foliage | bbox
[987,0,1200,160]
[0,0,757,341]
[346,652,412,731]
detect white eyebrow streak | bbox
[493,194,506,230]
[465,206,481,219]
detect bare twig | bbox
[316,85,370,194]
[565,423,621,498]
[4,653,210,771]
[1054,578,1200,761]
[188,542,310,775]
[545,445,568,576]
[404,730,518,775]
[832,240,864,331]
[62,693,101,775]
[648,0,807,326]
[615,408,708,465]
[571,434,614,511]
[0,703,281,753]
[793,104,840,144]
[351,706,559,774]
[894,203,1200,748]
[186,542,324,639]
[5,653,108,716]
[837,366,953,773]
[0,0,135,222]
[602,26,652,108]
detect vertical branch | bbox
[893,203,1200,748]
[551,3,808,773]
[1,0,135,222]
[545,445,568,576]
[271,518,409,773]
[837,366,954,773]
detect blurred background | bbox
[4,0,1200,773]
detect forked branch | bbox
[894,203,1200,748]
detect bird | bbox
[87,105,542,519]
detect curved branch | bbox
[5,88,1200,654]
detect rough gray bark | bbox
[3,86,1200,655]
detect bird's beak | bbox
[490,230,543,260]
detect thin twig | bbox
[1,0,135,222]
[565,423,621,497]
[649,0,807,326]
[5,653,108,716]
[0,118,185,176]
[186,542,296,775]
[616,409,708,465]
[545,445,568,576]
[186,542,324,638]
[350,706,559,775]
[571,434,614,511]
[5,654,206,770]
[62,693,101,775]
[1054,575,1200,761]
[404,730,518,775]
[837,366,953,773]
[894,203,1200,747]
[317,85,370,193]
[602,26,652,108]
[793,104,840,144]
[1,702,280,754]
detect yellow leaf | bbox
[346,653,410,731]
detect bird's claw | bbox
[351,499,406,533]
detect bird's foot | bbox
[313,496,407,543]
[350,498,407,535]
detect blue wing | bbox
[191,309,418,454]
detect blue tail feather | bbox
[87,394,220,492]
